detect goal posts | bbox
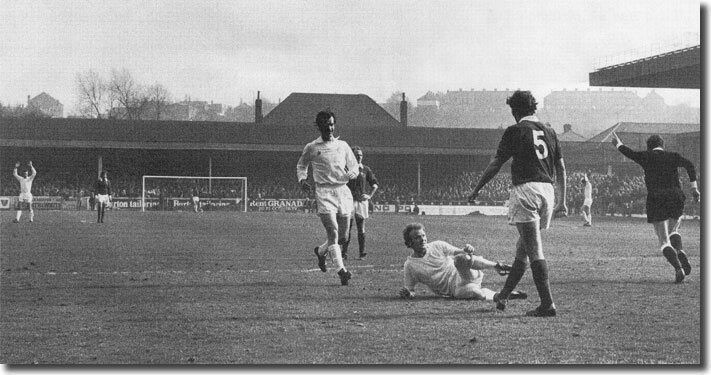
[141,176,247,212]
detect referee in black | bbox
[611,132,700,283]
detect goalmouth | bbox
[141,175,247,212]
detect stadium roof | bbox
[586,122,700,143]
[589,45,700,89]
[262,93,403,128]
[0,117,504,156]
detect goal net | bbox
[141,176,247,212]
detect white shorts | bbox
[96,194,111,204]
[583,198,593,207]
[452,270,484,299]
[18,193,33,203]
[352,200,369,219]
[315,184,353,215]
[507,182,555,229]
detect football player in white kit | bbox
[297,110,359,286]
[580,174,593,227]
[399,223,527,303]
[13,161,36,223]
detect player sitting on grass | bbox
[398,223,527,303]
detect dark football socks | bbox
[499,258,527,299]
[670,233,682,251]
[531,259,554,308]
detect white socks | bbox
[327,244,346,270]
[483,288,496,301]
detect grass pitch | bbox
[0,210,701,365]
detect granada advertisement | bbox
[248,198,310,212]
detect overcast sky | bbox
[0,0,701,113]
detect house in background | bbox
[28,92,63,118]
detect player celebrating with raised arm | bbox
[297,110,359,286]
[468,90,567,317]
[13,161,37,223]
[399,223,527,302]
[342,146,378,260]
[611,132,700,283]
[94,170,112,223]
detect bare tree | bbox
[75,70,111,118]
[108,68,149,120]
[145,83,171,120]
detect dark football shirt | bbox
[95,179,112,195]
[618,146,697,192]
[496,120,563,186]
[347,164,378,202]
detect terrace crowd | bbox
[1,168,699,218]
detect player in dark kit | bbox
[611,132,700,283]
[342,146,378,260]
[94,171,112,223]
[469,90,567,317]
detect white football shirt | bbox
[296,137,359,185]
[14,167,36,195]
[403,240,462,297]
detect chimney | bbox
[400,93,408,127]
[563,124,572,133]
[255,91,263,123]
[27,95,30,107]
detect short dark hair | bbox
[506,90,538,116]
[315,110,336,126]
[403,223,424,247]
[646,135,664,150]
[352,146,362,153]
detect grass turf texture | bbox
[0,210,701,364]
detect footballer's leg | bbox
[355,215,366,259]
[669,218,690,276]
[517,221,557,317]
[340,218,353,260]
[653,220,684,283]
[28,202,34,223]
[14,200,23,222]
[496,237,528,311]
[335,213,352,285]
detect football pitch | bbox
[0,210,701,365]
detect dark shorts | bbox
[646,189,685,223]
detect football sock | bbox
[328,244,345,269]
[662,246,682,270]
[531,259,554,308]
[317,241,328,256]
[29,211,34,221]
[358,232,366,254]
[16,211,21,221]
[669,233,682,251]
[340,238,350,255]
[500,258,527,299]
[483,288,496,301]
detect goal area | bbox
[141,176,247,212]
